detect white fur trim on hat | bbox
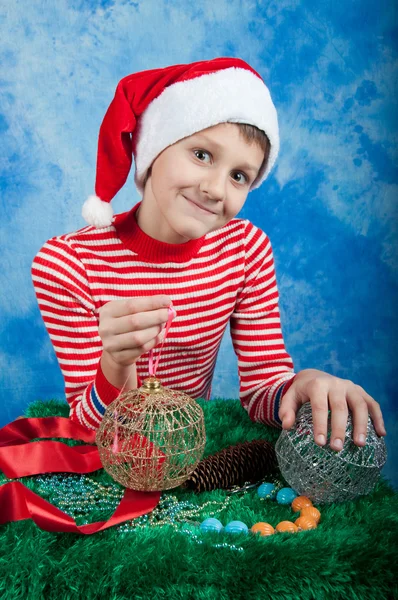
[82,194,114,228]
[134,67,279,193]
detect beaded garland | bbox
[0,472,320,552]
[200,482,321,537]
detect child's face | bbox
[139,123,265,244]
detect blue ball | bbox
[224,521,249,535]
[276,487,298,505]
[200,518,224,533]
[257,482,276,498]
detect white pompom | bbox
[82,195,114,228]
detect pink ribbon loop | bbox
[148,304,176,377]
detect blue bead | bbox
[276,487,298,505]
[200,518,224,533]
[257,483,275,498]
[224,521,249,535]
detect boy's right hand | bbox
[98,295,174,369]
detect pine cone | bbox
[181,439,278,493]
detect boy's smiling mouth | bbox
[182,195,218,215]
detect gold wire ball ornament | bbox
[96,376,206,492]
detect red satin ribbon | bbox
[0,416,161,533]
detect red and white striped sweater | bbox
[31,201,296,431]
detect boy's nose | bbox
[200,172,227,202]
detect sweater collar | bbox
[113,201,206,263]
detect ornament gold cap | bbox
[142,376,162,393]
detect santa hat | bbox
[82,57,280,228]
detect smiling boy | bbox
[137,124,265,243]
[32,57,386,451]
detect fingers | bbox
[99,296,174,338]
[345,389,369,447]
[355,386,386,437]
[313,387,368,451]
[313,385,383,451]
[101,295,172,319]
[278,392,300,430]
[105,325,165,354]
[328,390,349,451]
[110,308,170,336]
[98,295,175,367]
[307,382,330,447]
[110,330,166,365]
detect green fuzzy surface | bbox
[1,399,397,600]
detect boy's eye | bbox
[232,172,248,185]
[194,149,211,162]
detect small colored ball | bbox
[251,522,275,536]
[224,521,249,535]
[295,516,318,531]
[291,495,313,513]
[275,521,298,533]
[276,487,298,505]
[300,506,321,524]
[200,518,223,533]
[257,483,276,498]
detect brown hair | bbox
[142,123,270,189]
[234,123,271,186]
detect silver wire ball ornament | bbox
[275,403,387,504]
[96,376,206,492]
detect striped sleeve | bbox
[31,235,121,430]
[230,222,296,428]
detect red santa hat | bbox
[82,57,280,228]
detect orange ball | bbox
[300,506,321,524]
[275,521,298,533]
[291,495,313,513]
[251,522,275,536]
[295,516,318,531]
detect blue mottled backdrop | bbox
[1,1,397,489]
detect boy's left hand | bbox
[279,369,387,451]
